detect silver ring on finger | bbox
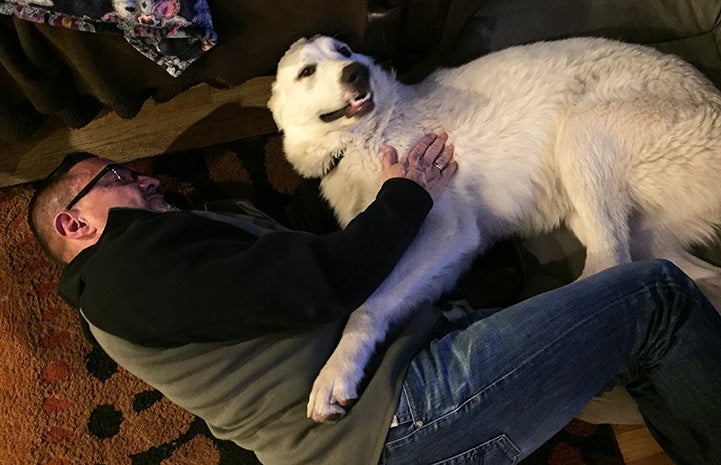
[433,160,445,172]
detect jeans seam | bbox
[402,382,418,425]
[427,434,522,465]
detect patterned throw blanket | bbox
[0,0,216,76]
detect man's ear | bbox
[53,211,95,239]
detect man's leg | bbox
[380,259,721,465]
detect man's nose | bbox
[138,175,161,191]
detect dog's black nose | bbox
[341,62,369,87]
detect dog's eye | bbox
[337,46,352,58]
[298,64,316,79]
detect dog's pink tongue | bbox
[320,95,374,122]
[346,102,363,116]
[346,95,374,117]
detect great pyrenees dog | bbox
[268,35,721,423]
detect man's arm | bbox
[75,179,432,346]
[69,133,457,347]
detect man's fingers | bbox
[432,143,454,171]
[443,160,458,179]
[408,134,439,162]
[382,133,455,193]
[382,145,398,169]
[424,133,449,163]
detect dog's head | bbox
[269,35,384,177]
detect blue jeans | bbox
[380,260,721,465]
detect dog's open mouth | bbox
[320,92,375,123]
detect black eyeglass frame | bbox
[65,164,138,210]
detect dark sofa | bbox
[452,0,721,81]
[3,0,720,143]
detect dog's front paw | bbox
[307,363,360,423]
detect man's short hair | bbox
[27,152,98,264]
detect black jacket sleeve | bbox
[72,178,433,346]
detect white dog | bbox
[268,35,721,423]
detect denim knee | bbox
[635,259,698,297]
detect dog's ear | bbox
[286,36,312,55]
[267,80,286,132]
[270,38,312,132]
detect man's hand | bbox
[381,133,458,201]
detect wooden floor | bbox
[1,78,674,465]
[613,425,674,465]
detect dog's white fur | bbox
[269,35,721,422]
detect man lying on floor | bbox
[28,133,721,465]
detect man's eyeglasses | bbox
[65,164,140,210]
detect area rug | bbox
[0,133,625,465]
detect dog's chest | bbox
[321,165,382,227]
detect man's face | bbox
[66,157,170,217]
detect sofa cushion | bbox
[452,0,721,87]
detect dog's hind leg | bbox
[556,117,634,279]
